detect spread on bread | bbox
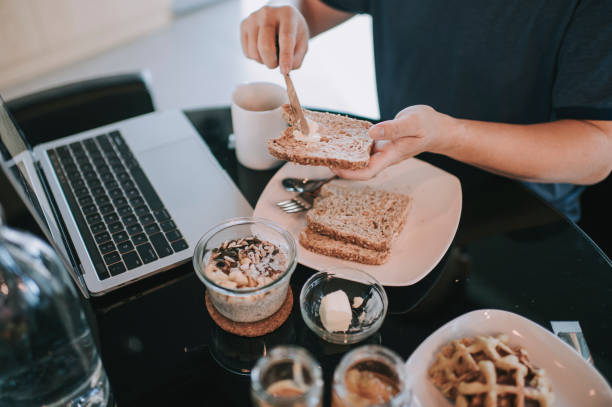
[268,105,374,170]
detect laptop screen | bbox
[0,96,51,233]
[0,95,89,296]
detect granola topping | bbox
[205,237,287,289]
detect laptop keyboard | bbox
[47,131,188,280]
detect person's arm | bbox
[241,0,353,74]
[334,105,612,185]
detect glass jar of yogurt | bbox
[193,217,297,323]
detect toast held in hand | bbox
[268,105,374,170]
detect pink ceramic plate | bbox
[253,158,462,286]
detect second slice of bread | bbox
[267,105,374,170]
[299,228,390,265]
[306,183,411,252]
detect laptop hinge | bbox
[35,161,89,298]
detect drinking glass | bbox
[251,346,323,407]
[332,345,411,407]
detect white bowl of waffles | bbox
[406,309,612,407]
[193,217,298,323]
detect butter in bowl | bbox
[300,268,388,345]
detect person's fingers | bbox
[372,139,390,153]
[240,19,249,55]
[258,20,279,69]
[246,24,262,62]
[240,20,249,57]
[278,18,297,74]
[368,123,387,140]
[240,6,309,71]
[368,118,416,141]
[332,147,403,180]
[292,26,309,69]
[370,106,432,142]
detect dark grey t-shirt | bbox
[321,0,612,221]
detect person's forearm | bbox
[441,118,612,185]
[269,0,353,37]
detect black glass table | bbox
[88,107,612,406]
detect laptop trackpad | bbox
[136,138,252,245]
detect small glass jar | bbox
[251,346,323,407]
[332,345,411,407]
[193,217,297,323]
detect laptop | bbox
[0,95,252,297]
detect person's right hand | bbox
[240,5,310,74]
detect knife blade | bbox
[283,73,310,136]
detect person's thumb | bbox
[368,119,405,141]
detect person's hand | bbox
[333,105,455,180]
[240,6,310,74]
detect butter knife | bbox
[283,73,310,135]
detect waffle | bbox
[428,334,554,407]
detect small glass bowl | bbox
[299,268,388,345]
[193,217,297,323]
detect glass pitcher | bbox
[0,206,111,406]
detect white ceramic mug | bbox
[231,82,288,170]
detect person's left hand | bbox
[333,105,455,180]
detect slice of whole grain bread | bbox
[306,183,411,251]
[267,104,373,169]
[299,228,390,265]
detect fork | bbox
[276,176,337,213]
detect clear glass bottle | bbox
[332,345,411,407]
[251,346,323,407]
[0,207,111,406]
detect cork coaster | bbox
[205,288,293,337]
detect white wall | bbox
[2,0,378,119]
[0,0,172,90]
